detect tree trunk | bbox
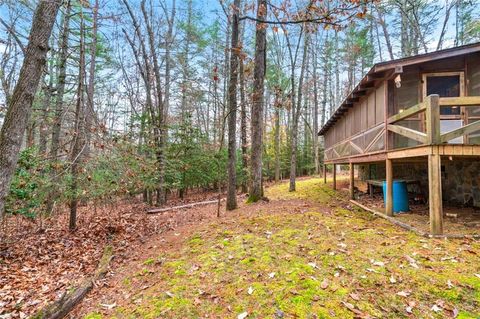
[248,0,267,202]
[239,46,248,193]
[375,4,394,60]
[312,38,320,175]
[289,34,308,192]
[226,0,241,211]
[274,106,280,182]
[0,0,61,219]
[46,0,71,215]
[85,0,99,159]
[69,9,86,231]
[38,68,52,156]
[141,0,167,206]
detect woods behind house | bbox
[0,0,479,232]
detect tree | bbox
[46,0,72,215]
[289,32,309,192]
[69,7,87,231]
[0,0,62,220]
[248,0,267,202]
[226,0,241,210]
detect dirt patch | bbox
[355,192,480,236]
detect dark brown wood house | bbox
[318,42,480,235]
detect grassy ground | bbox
[84,178,480,319]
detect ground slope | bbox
[78,178,480,319]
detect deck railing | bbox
[387,95,480,146]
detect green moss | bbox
[143,258,155,266]
[240,257,256,265]
[122,277,132,287]
[246,193,261,203]
[84,313,103,319]
[83,178,480,318]
[457,310,480,319]
[188,234,203,246]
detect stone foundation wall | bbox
[358,160,480,207]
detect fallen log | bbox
[146,198,225,214]
[32,245,113,319]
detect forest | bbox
[1,0,480,318]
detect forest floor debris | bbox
[71,178,479,318]
[0,188,230,318]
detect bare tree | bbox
[69,7,86,231]
[248,0,267,202]
[0,0,62,219]
[289,33,309,192]
[226,0,241,210]
[46,0,72,215]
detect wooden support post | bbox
[349,163,354,199]
[428,148,443,235]
[323,164,327,184]
[425,94,440,145]
[332,164,337,190]
[385,158,393,216]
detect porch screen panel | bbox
[375,83,385,125]
[360,99,368,131]
[393,120,422,149]
[369,131,385,152]
[324,130,334,149]
[346,110,354,138]
[466,53,480,144]
[338,117,345,142]
[393,66,421,149]
[353,104,361,134]
[394,67,419,113]
[367,93,375,128]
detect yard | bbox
[75,178,480,319]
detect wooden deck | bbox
[323,95,480,236]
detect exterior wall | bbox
[358,159,480,207]
[323,50,480,163]
[323,83,386,161]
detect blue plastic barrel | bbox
[382,180,409,213]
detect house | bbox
[318,42,480,235]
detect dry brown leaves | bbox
[0,188,224,318]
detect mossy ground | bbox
[84,178,480,318]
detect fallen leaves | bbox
[370,259,385,267]
[404,255,419,269]
[396,291,411,297]
[341,301,366,317]
[320,278,329,289]
[100,302,116,310]
[349,292,360,301]
[237,311,248,319]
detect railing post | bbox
[429,147,443,235]
[333,164,337,190]
[425,94,440,145]
[323,164,327,184]
[349,162,354,199]
[385,158,393,216]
